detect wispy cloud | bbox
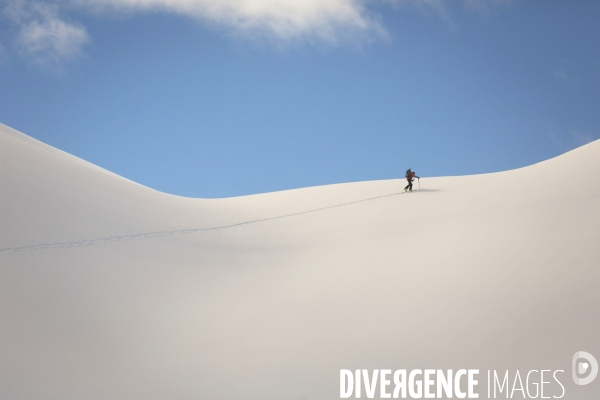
[553,59,581,90]
[77,0,388,44]
[571,130,595,146]
[384,0,512,29]
[547,129,597,152]
[2,0,391,67]
[2,0,512,67]
[553,69,570,82]
[4,1,89,67]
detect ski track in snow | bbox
[1,191,415,254]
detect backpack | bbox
[405,168,412,178]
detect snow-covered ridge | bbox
[1,122,599,400]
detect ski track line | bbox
[1,191,414,254]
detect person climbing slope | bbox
[404,168,419,192]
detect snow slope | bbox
[1,122,599,399]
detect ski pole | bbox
[418,178,421,192]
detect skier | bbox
[404,168,419,192]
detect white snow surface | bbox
[1,122,599,399]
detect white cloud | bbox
[17,16,89,66]
[76,0,387,44]
[4,1,89,66]
[3,0,390,66]
[2,0,512,66]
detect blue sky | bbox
[1,0,599,197]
